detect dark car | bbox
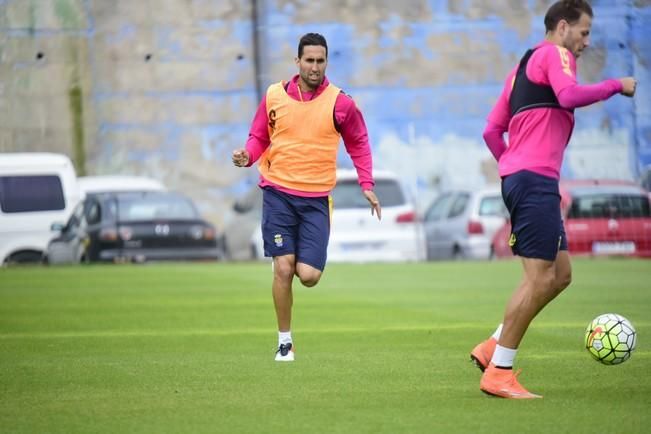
[492,179,651,259]
[47,191,222,263]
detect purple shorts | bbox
[261,187,331,271]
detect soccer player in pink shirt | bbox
[471,0,636,399]
[232,33,381,362]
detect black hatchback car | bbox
[47,191,222,263]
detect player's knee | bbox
[531,271,556,295]
[555,270,572,292]
[274,259,295,283]
[297,269,321,287]
[295,262,322,287]
[298,274,320,287]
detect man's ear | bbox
[294,57,300,66]
[557,19,569,37]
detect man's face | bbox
[296,45,327,90]
[561,12,592,58]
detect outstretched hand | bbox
[363,190,382,220]
[232,149,250,167]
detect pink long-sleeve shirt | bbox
[484,40,623,179]
[245,75,374,197]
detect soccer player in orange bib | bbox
[472,0,636,398]
[232,33,381,362]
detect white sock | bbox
[491,324,503,341]
[278,331,292,346]
[491,344,517,368]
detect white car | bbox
[423,185,508,260]
[249,169,426,263]
[328,169,425,262]
[78,175,166,195]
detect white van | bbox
[0,153,81,264]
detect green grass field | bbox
[1,258,650,433]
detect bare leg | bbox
[273,255,296,332]
[295,262,322,288]
[552,250,572,294]
[499,251,572,349]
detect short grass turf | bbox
[1,258,650,433]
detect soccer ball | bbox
[585,313,637,365]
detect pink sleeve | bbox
[336,94,374,191]
[556,80,623,109]
[483,121,508,161]
[487,69,516,128]
[483,69,514,161]
[531,45,623,109]
[244,95,270,166]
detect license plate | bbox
[592,241,636,255]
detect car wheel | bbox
[6,251,44,265]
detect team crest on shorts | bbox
[508,233,517,247]
[274,233,283,248]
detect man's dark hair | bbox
[544,0,593,32]
[298,33,328,58]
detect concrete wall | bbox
[1,0,649,225]
[0,0,93,173]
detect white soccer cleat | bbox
[274,343,294,362]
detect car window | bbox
[479,195,507,217]
[85,201,101,224]
[567,194,651,219]
[117,194,199,221]
[0,175,65,213]
[448,193,469,218]
[425,193,453,222]
[333,179,405,208]
[64,202,85,232]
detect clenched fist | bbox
[619,77,637,97]
[232,149,250,167]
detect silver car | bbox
[221,186,263,261]
[423,186,508,260]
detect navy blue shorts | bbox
[261,187,331,271]
[501,170,568,261]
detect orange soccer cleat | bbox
[480,364,542,399]
[470,337,497,372]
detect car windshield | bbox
[567,194,651,219]
[333,179,405,208]
[116,193,199,221]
